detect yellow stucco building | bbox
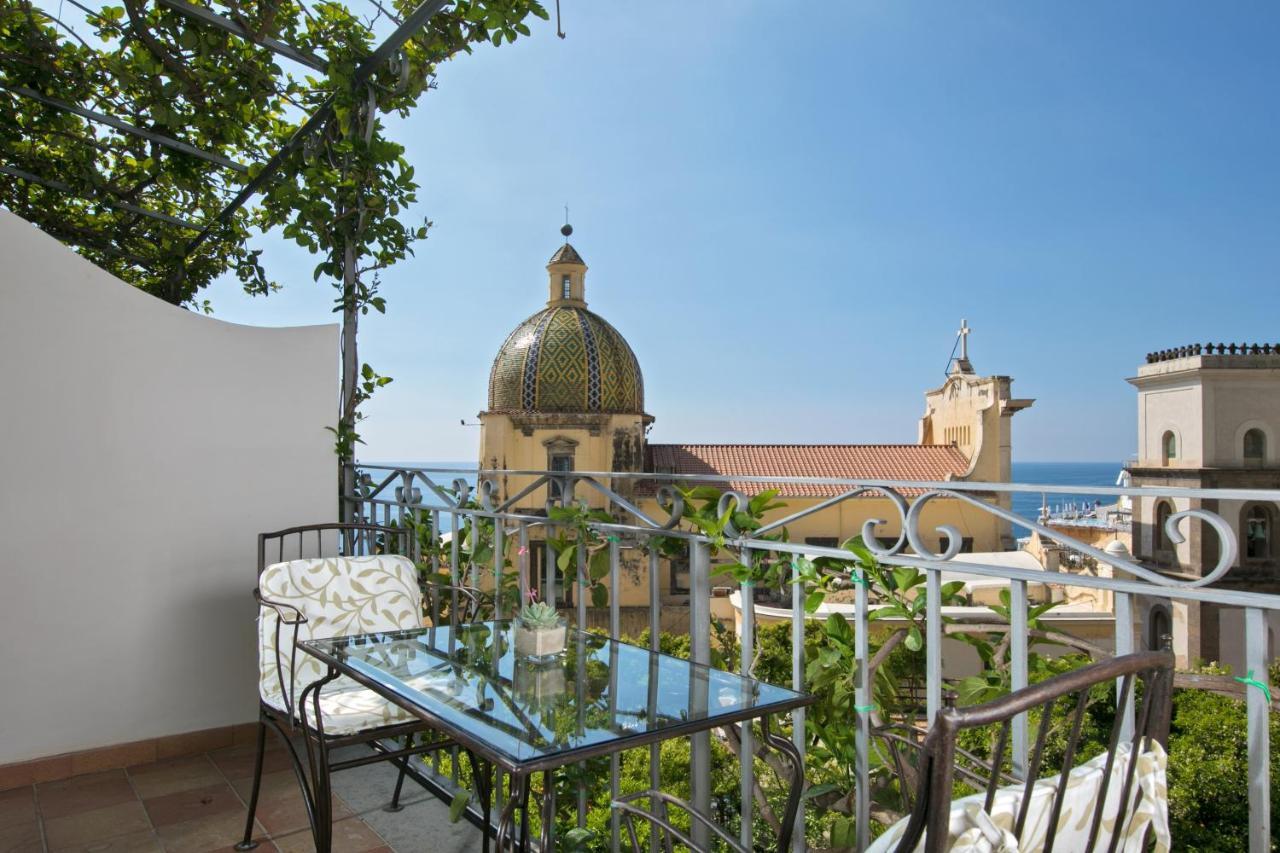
[478,229,1035,611]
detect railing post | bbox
[1009,578,1029,779]
[493,521,505,621]
[739,546,754,851]
[647,547,661,853]
[689,540,712,850]
[1246,606,1271,853]
[609,536,622,853]
[854,563,870,852]
[576,542,588,828]
[926,569,943,725]
[790,555,806,853]
[1114,590,1135,743]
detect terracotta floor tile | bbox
[0,787,36,831]
[270,817,386,853]
[49,828,162,852]
[143,783,241,829]
[128,758,224,800]
[43,801,151,850]
[249,790,349,840]
[208,747,293,783]
[228,771,306,807]
[153,808,268,853]
[37,770,137,820]
[0,820,42,852]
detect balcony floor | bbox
[2,737,474,852]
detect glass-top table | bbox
[299,620,812,775]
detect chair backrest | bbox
[256,523,421,715]
[891,651,1174,853]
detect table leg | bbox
[539,770,556,851]
[466,751,493,853]
[495,773,528,852]
[759,715,805,853]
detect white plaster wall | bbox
[1137,382,1203,466]
[1203,375,1280,466]
[0,212,338,765]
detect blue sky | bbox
[205,2,1280,464]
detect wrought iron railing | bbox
[343,463,1280,852]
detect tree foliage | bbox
[1,0,547,306]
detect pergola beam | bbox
[152,0,328,72]
[2,84,249,173]
[1,164,204,231]
[183,0,451,257]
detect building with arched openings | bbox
[477,229,1034,615]
[1127,344,1280,665]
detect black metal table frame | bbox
[297,633,814,853]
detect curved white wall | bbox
[0,211,338,765]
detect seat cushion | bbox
[866,740,1169,853]
[257,555,424,734]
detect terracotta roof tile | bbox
[644,444,970,497]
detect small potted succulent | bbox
[513,593,567,660]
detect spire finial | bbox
[959,319,970,360]
[561,205,572,241]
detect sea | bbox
[360,459,1124,537]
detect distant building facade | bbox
[477,230,1034,609]
[1127,344,1280,665]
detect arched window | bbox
[1147,605,1172,651]
[1161,431,1177,466]
[1244,429,1266,465]
[1154,500,1174,553]
[1243,504,1272,561]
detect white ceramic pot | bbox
[514,619,567,659]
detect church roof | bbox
[487,305,644,414]
[646,443,970,497]
[548,243,585,265]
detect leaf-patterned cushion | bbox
[866,740,1170,853]
[258,555,423,735]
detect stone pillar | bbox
[1172,600,1203,669]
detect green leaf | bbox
[589,549,610,581]
[803,782,841,800]
[590,583,608,608]
[448,789,470,823]
[805,589,826,613]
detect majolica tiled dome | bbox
[487,304,645,413]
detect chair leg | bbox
[386,733,413,812]
[234,718,267,851]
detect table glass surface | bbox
[300,621,808,770]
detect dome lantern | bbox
[547,221,587,307]
[487,230,645,415]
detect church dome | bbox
[486,239,645,414]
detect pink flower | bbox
[526,587,539,603]
[517,545,529,556]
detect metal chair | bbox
[237,522,480,852]
[878,650,1174,853]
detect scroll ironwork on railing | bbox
[341,463,1279,853]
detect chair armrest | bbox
[254,588,308,625]
[254,588,307,717]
